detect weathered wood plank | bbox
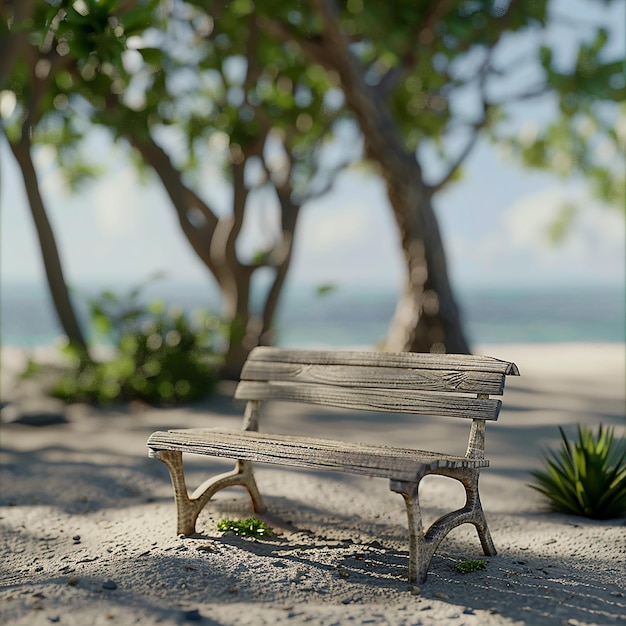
[241,361,506,395]
[167,428,459,461]
[147,429,489,481]
[247,347,520,376]
[234,381,502,420]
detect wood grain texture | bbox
[240,361,506,395]
[147,429,489,482]
[246,346,520,376]
[235,381,502,420]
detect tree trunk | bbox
[368,143,469,355]
[9,138,89,355]
[131,134,302,378]
[383,180,470,353]
[218,262,256,381]
[292,3,470,354]
[219,200,301,378]
[258,188,301,346]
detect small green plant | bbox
[455,559,487,574]
[216,517,272,538]
[530,425,626,519]
[30,276,225,405]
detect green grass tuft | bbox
[216,517,272,538]
[455,559,487,574]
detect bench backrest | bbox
[235,347,519,423]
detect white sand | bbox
[1,343,625,626]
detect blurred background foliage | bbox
[24,275,223,404]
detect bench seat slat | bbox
[147,429,489,481]
[241,362,506,395]
[235,381,502,420]
[248,347,520,376]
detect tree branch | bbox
[429,122,484,193]
[183,186,219,230]
[299,156,354,203]
[222,158,249,268]
[257,176,301,344]
[430,57,490,192]
[129,134,219,273]
[429,46,548,194]
[9,134,89,354]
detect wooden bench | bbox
[147,347,519,583]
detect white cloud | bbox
[93,167,142,236]
[503,187,624,256]
[306,202,371,251]
[288,174,404,287]
[448,187,625,286]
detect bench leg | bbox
[151,449,266,536]
[390,479,431,584]
[433,467,497,558]
[390,468,496,583]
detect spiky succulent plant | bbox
[530,425,626,519]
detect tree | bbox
[260,0,625,352]
[1,0,346,377]
[107,1,348,376]
[1,0,90,355]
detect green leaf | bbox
[121,7,156,36]
[138,47,163,66]
[315,283,336,297]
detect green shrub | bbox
[530,425,626,519]
[46,279,224,405]
[217,517,272,538]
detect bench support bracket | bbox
[390,467,496,583]
[150,449,266,536]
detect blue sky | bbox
[1,131,623,293]
[1,1,624,295]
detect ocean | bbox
[0,281,624,348]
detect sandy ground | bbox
[1,343,625,626]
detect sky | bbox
[1,127,623,294]
[1,1,625,297]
